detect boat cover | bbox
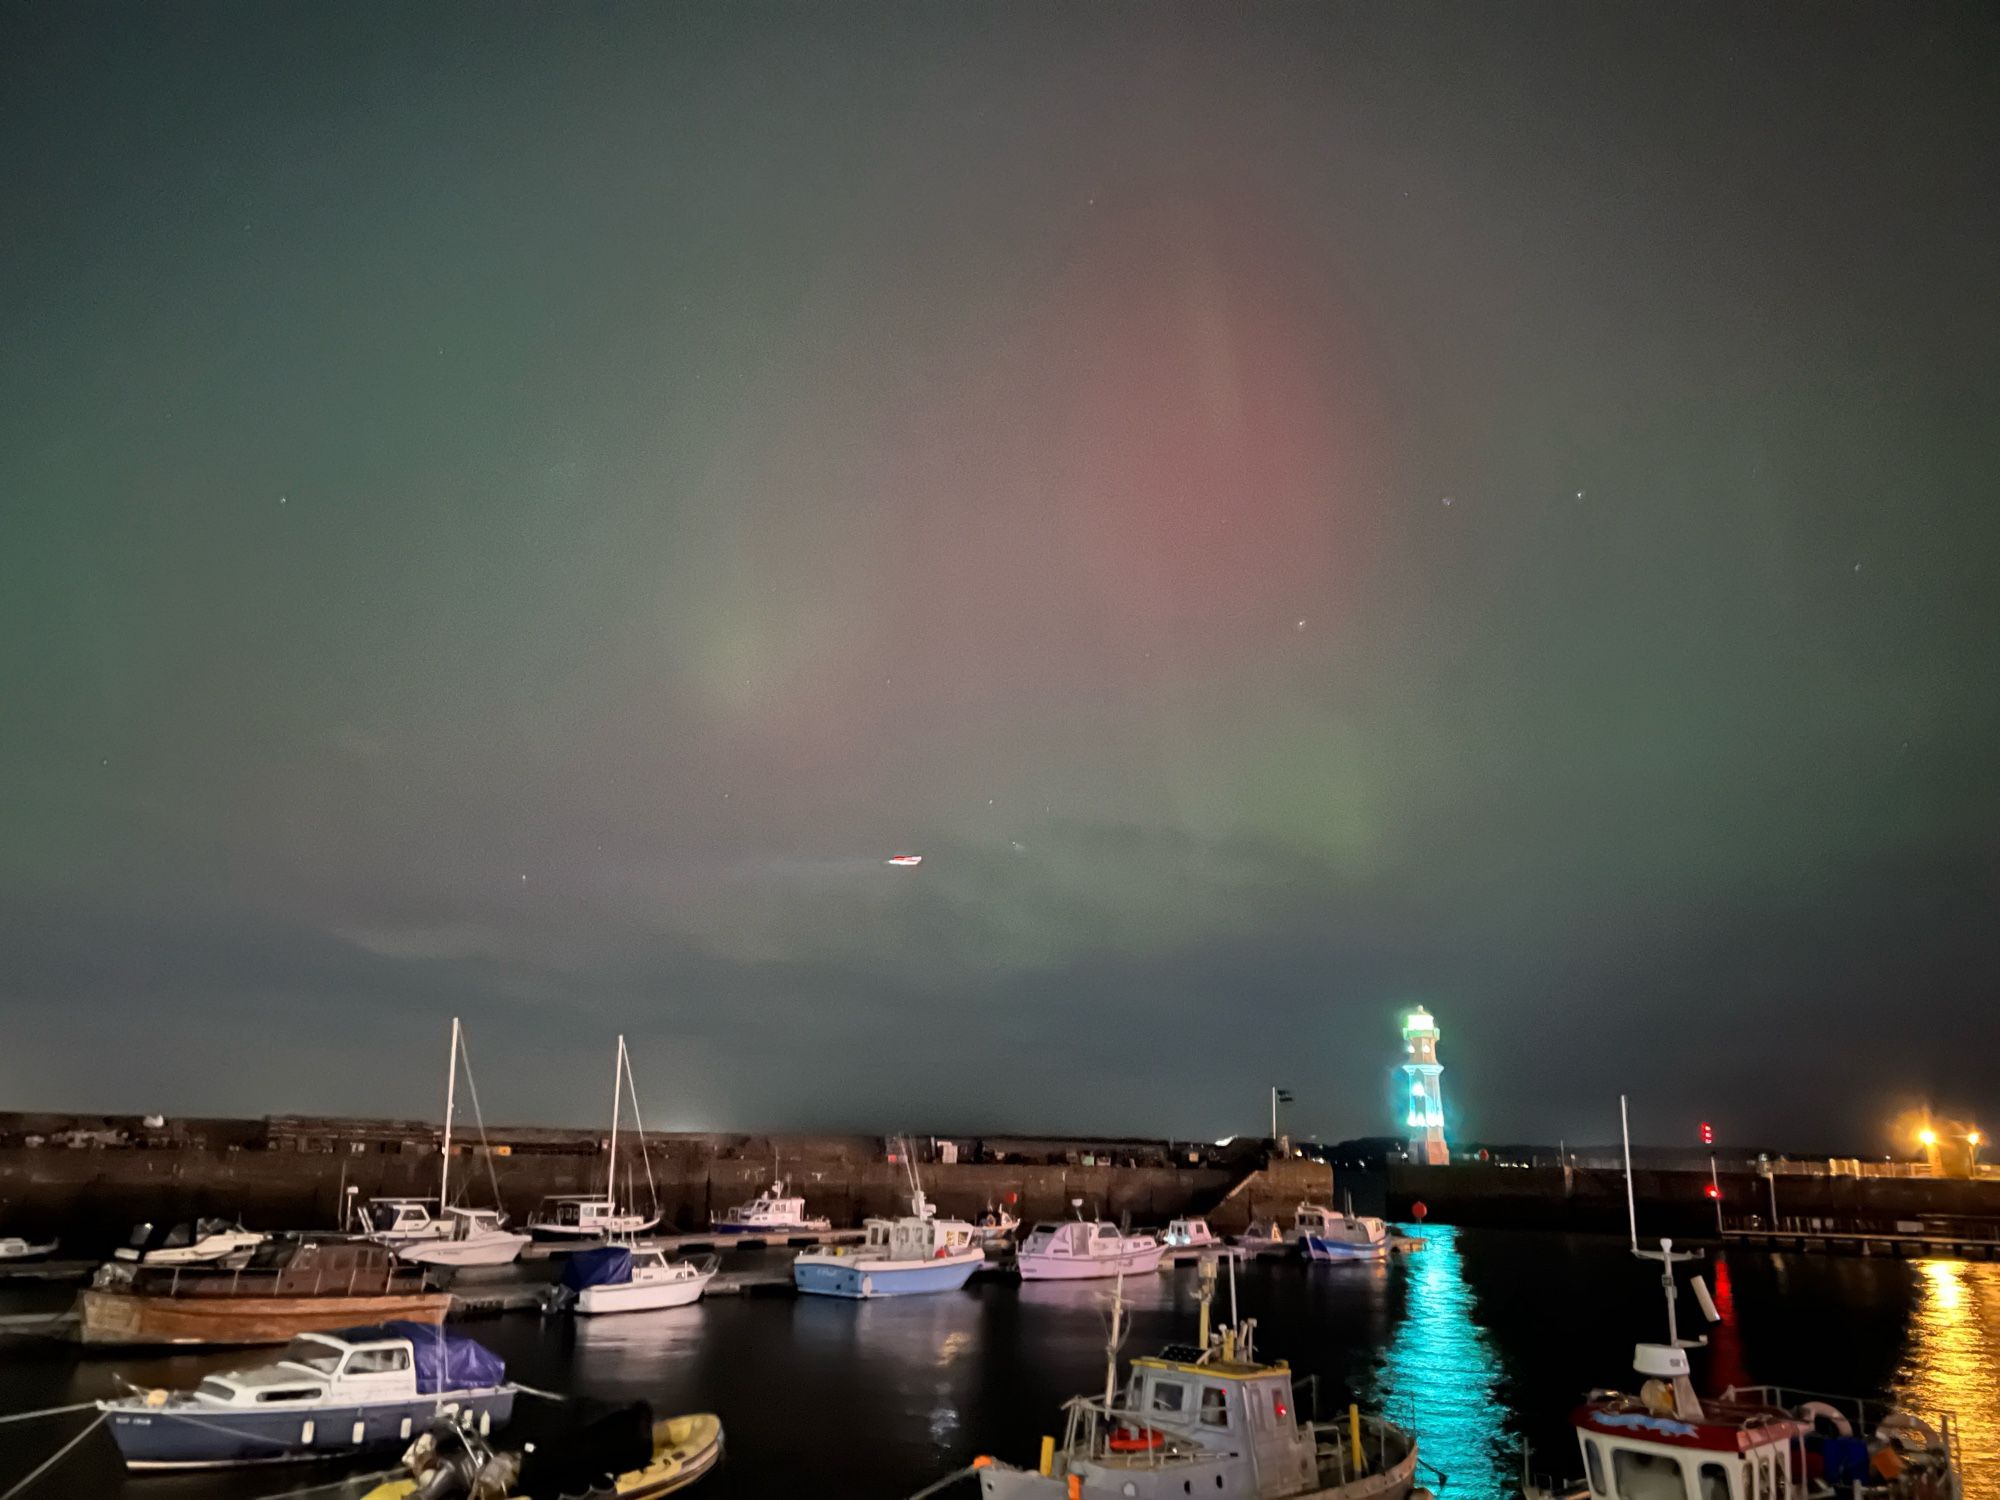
[559,1245,633,1290]
[513,1397,654,1499]
[375,1320,506,1392]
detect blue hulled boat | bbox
[793,1197,983,1298]
[101,1323,516,1469]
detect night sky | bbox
[3,2,1996,1151]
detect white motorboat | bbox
[1234,1219,1285,1249]
[1016,1220,1164,1280]
[359,1020,527,1268]
[0,1235,57,1262]
[115,1219,264,1268]
[711,1181,830,1235]
[562,1244,718,1315]
[393,1208,528,1269]
[530,1035,665,1246]
[1296,1203,1388,1262]
[1162,1217,1221,1249]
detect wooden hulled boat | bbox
[78,1236,449,1347]
[363,1404,723,1498]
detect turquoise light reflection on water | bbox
[1365,1226,1516,1500]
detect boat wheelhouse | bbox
[99,1322,514,1468]
[1016,1220,1165,1280]
[357,1200,453,1245]
[1162,1217,1220,1248]
[711,1181,831,1235]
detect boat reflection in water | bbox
[1899,1259,2000,1487]
[1365,1225,1511,1500]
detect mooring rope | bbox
[0,1409,106,1500]
[0,1403,98,1427]
[901,1462,982,1500]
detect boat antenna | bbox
[1227,1242,1239,1329]
[1619,1093,1638,1254]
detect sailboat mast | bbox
[440,1017,460,1212]
[608,1036,625,1207]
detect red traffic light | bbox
[1699,1121,1714,1146]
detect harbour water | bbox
[2,1226,1995,1499]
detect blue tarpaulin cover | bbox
[560,1246,633,1291]
[372,1320,507,1392]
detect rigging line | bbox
[454,1026,505,1213]
[621,1040,660,1214]
[0,1410,106,1500]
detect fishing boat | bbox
[559,1244,718,1315]
[970,1256,1423,1499]
[1162,1218,1221,1249]
[99,1323,515,1469]
[529,1035,664,1244]
[794,1189,983,1298]
[358,1020,529,1268]
[0,1234,59,1262]
[77,1236,449,1347]
[1016,1219,1164,1280]
[1296,1202,1388,1262]
[710,1181,830,1235]
[363,1402,723,1499]
[1523,1235,1962,1500]
[114,1219,266,1268]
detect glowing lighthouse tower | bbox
[1402,1009,1448,1165]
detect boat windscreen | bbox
[282,1338,344,1374]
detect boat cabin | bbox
[720,1184,811,1225]
[860,1215,980,1260]
[359,1200,443,1238]
[1021,1222,1131,1259]
[532,1196,619,1231]
[1162,1218,1217,1247]
[1573,1347,1805,1500]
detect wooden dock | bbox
[521,1227,865,1260]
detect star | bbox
[1295,619,1307,631]
[1442,496,1454,507]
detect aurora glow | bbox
[0,3,1994,1142]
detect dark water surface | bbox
[3,1228,1996,1499]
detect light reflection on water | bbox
[1365,1226,1515,1500]
[1897,1260,2000,1498]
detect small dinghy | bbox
[0,1235,59,1263]
[363,1401,724,1498]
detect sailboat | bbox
[359,1019,529,1268]
[528,1035,663,1243]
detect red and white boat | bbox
[1527,1237,1962,1500]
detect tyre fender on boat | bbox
[1795,1400,1852,1437]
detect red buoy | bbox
[1411,1200,1428,1221]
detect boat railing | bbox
[1720,1384,1956,1450]
[1308,1411,1411,1483]
[1056,1397,1211,1469]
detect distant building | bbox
[1401,1010,1448,1166]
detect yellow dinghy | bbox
[364,1409,722,1499]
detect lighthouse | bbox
[1401,1009,1448,1165]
